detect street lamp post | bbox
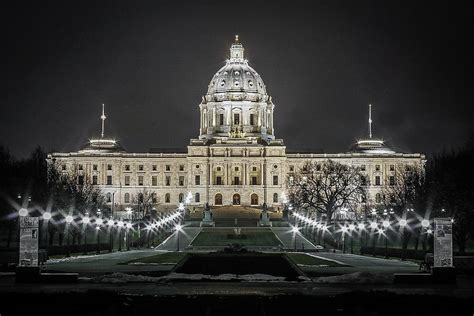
[108,218,114,252]
[82,214,90,255]
[65,215,73,257]
[176,224,182,251]
[383,219,390,258]
[349,223,355,254]
[291,226,299,251]
[96,218,103,254]
[42,211,52,258]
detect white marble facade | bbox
[47,37,425,218]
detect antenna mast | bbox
[368,104,372,139]
[100,104,106,138]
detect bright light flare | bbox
[42,212,52,220]
[421,219,430,228]
[19,208,28,217]
[65,215,73,223]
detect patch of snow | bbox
[47,254,99,264]
[88,272,297,283]
[239,274,286,282]
[313,271,394,284]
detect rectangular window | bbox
[93,164,98,171]
[233,113,240,125]
[375,164,380,171]
[316,164,321,171]
[273,175,278,185]
[389,164,395,171]
[250,114,255,125]
[152,176,157,186]
[235,166,239,171]
[251,176,257,185]
[138,165,144,171]
[125,165,130,171]
[216,176,222,185]
[252,166,257,172]
[375,176,381,186]
[195,175,200,185]
[179,165,184,171]
[166,165,171,171]
[138,176,144,186]
[124,176,130,186]
[389,176,395,186]
[179,176,184,186]
[107,175,112,185]
[165,176,171,186]
[234,176,240,185]
[152,165,157,171]
[92,175,98,185]
[152,193,157,204]
[361,176,367,186]
[78,164,83,171]
[107,164,112,171]
[289,165,294,172]
[219,113,224,126]
[62,164,67,171]
[361,165,366,171]
[217,166,221,171]
[78,175,84,185]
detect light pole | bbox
[108,217,114,252]
[65,215,73,257]
[82,213,90,255]
[118,220,123,251]
[291,226,299,251]
[176,224,182,251]
[95,218,103,254]
[370,221,378,257]
[42,211,52,257]
[382,219,390,258]
[341,225,348,254]
[358,222,365,254]
[126,222,132,251]
[349,223,355,254]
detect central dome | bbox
[206,36,267,98]
[196,36,278,145]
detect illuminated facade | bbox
[47,36,425,218]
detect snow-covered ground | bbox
[84,272,311,283]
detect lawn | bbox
[287,253,346,267]
[123,252,187,265]
[191,228,282,247]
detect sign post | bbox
[19,216,39,267]
[434,218,453,268]
[432,217,455,282]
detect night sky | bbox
[2,0,472,158]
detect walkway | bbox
[155,227,201,251]
[271,227,319,250]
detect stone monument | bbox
[200,203,215,227]
[258,203,272,227]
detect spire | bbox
[368,104,372,139]
[100,103,106,138]
[229,34,244,61]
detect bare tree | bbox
[287,160,367,223]
[381,163,426,257]
[130,188,159,220]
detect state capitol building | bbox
[47,36,425,218]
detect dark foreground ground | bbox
[1,275,474,316]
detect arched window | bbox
[273,193,278,203]
[106,192,112,203]
[179,193,184,203]
[251,194,258,206]
[124,193,130,204]
[215,193,222,205]
[165,193,170,203]
[195,193,200,203]
[233,194,240,205]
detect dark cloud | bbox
[2,0,472,158]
